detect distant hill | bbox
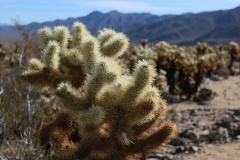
[1,6,240,45]
[23,10,173,34]
[120,6,240,44]
[0,24,10,27]
[0,10,173,42]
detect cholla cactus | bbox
[126,43,157,70]
[196,42,209,55]
[0,45,5,62]
[194,53,216,89]
[0,45,6,73]
[228,41,239,74]
[154,42,186,94]
[20,23,91,88]
[21,22,175,159]
[154,69,168,92]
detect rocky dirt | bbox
[147,76,240,160]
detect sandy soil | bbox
[185,140,240,160]
[148,76,240,160]
[172,75,240,110]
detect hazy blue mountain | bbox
[119,6,240,44]
[0,10,173,42]
[0,24,10,27]
[1,6,240,45]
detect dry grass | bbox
[0,27,58,159]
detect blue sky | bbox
[1,0,240,24]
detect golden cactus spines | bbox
[99,30,129,57]
[43,41,60,70]
[72,22,90,46]
[81,35,100,74]
[21,22,175,160]
[53,26,70,47]
[38,26,53,46]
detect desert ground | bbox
[147,76,240,160]
[0,40,239,159]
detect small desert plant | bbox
[0,23,54,159]
[0,44,6,69]
[21,22,176,159]
[228,41,240,75]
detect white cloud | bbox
[79,0,178,12]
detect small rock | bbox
[199,130,210,136]
[179,130,198,143]
[190,110,197,116]
[215,119,231,129]
[147,153,173,160]
[170,138,185,146]
[233,109,240,116]
[175,146,186,154]
[232,129,240,137]
[207,127,229,142]
[218,127,229,139]
[189,146,199,152]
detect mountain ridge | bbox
[1,7,240,45]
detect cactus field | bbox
[0,22,239,160]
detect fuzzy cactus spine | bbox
[21,22,175,160]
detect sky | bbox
[0,0,240,24]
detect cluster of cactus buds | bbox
[21,22,176,159]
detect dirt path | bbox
[185,140,240,160]
[150,76,240,160]
[184,76,240,160]
[170,76,240,111]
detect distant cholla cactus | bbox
[154,69,168,92]
[21,22,175,160]
[0,45,5,62]
[195,53,216,87]
[228,41,240,74]
[213,45,230,77]
[196,42,209,55]
[153,41,186,94]
[127,41,157,70]
[141,39,148,48]
[152,41,219,99]
[0,45,6,72]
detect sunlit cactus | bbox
[213,45,230,78]
[20,24,86,89]
[126,41,157,70]
[125,40,233,102]
[153,42,186,94]
[228,41,240,74]
[154,69,168,92]
[151,41,219,100]
[193,53,216,92]
[21,22,175,160]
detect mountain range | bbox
[1,6,240,45]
